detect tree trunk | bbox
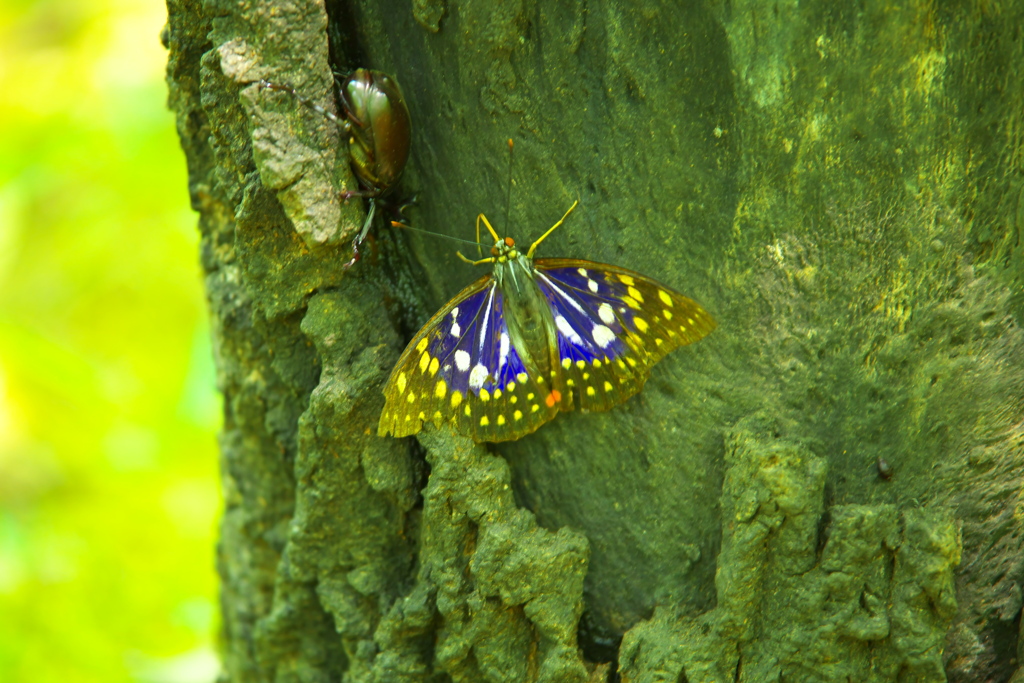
[164,0,1024,681]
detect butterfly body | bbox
[493,242,565,400]
[379,205,716,443]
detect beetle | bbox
[259,69,412,267]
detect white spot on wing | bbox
[450,322,461,338]
[556,315,585,346]
[587,279,598,293]
[499,332,510,370]
[592,324,615,348]
[598,303,615,324]
[577,267,588,277]
[536,273,588,316]
[478,287,496,353]
[469,363,489,390]
[451,307,459,320]
[455,350,471,372]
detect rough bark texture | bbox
[164,0,1024,681]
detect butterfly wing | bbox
[533,258,716,412]
[378,273,560,442]
[380,258,716,443]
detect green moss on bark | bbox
[165,0,1024,680]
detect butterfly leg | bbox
[474,213,503,258]
[456,251,495,266]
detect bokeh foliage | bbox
[0,1,219,681]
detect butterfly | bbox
[378,201,716,443]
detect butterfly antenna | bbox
[390,221,484,248]
[503,138,515,238]
[526,200,579,258]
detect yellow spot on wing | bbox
[656,338,664,346]
[497,415,506,426]
[628,286,643,303]
[593,359,602,368]
[635,317,649,333]
[514,410,523,421]
[451,391,463,408]
[406,392,415,403]
[416,337,429,353]
[429,357,440,375]
[624,296,640,310]
[510,395,518,404]
[493,388,502,399]
[527,393,535,400]
[517,372,528,383]
[397,372,407,394]
[433,410,442,422]
[659,290,672,306]
[562,358,572,369]
[619,274,635,286]
[464,404,471,416]
[531,404,540,412]
[480,389,490,402]
[604,381,613,392]
[663,309,673,320]
[418,411,425,420]
[435,380,447,399]
[419,352,430,372]
[586,386,596,396]
[506,381,516,391]
[480,416,489,426]
[576,360,586,369]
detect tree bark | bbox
[165,0,1024,681]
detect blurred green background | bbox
[0,0,220,681]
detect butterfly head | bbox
[490,236,519,263]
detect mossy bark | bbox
[165,0,1024,681]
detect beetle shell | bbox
[341,69,412,195]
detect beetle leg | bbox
[340,187,382,202]
[342,199,378,269]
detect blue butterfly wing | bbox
[380,258,715,442]
[534,258,716,412]
[379,274,560,442]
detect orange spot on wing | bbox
[546,390,562,407]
